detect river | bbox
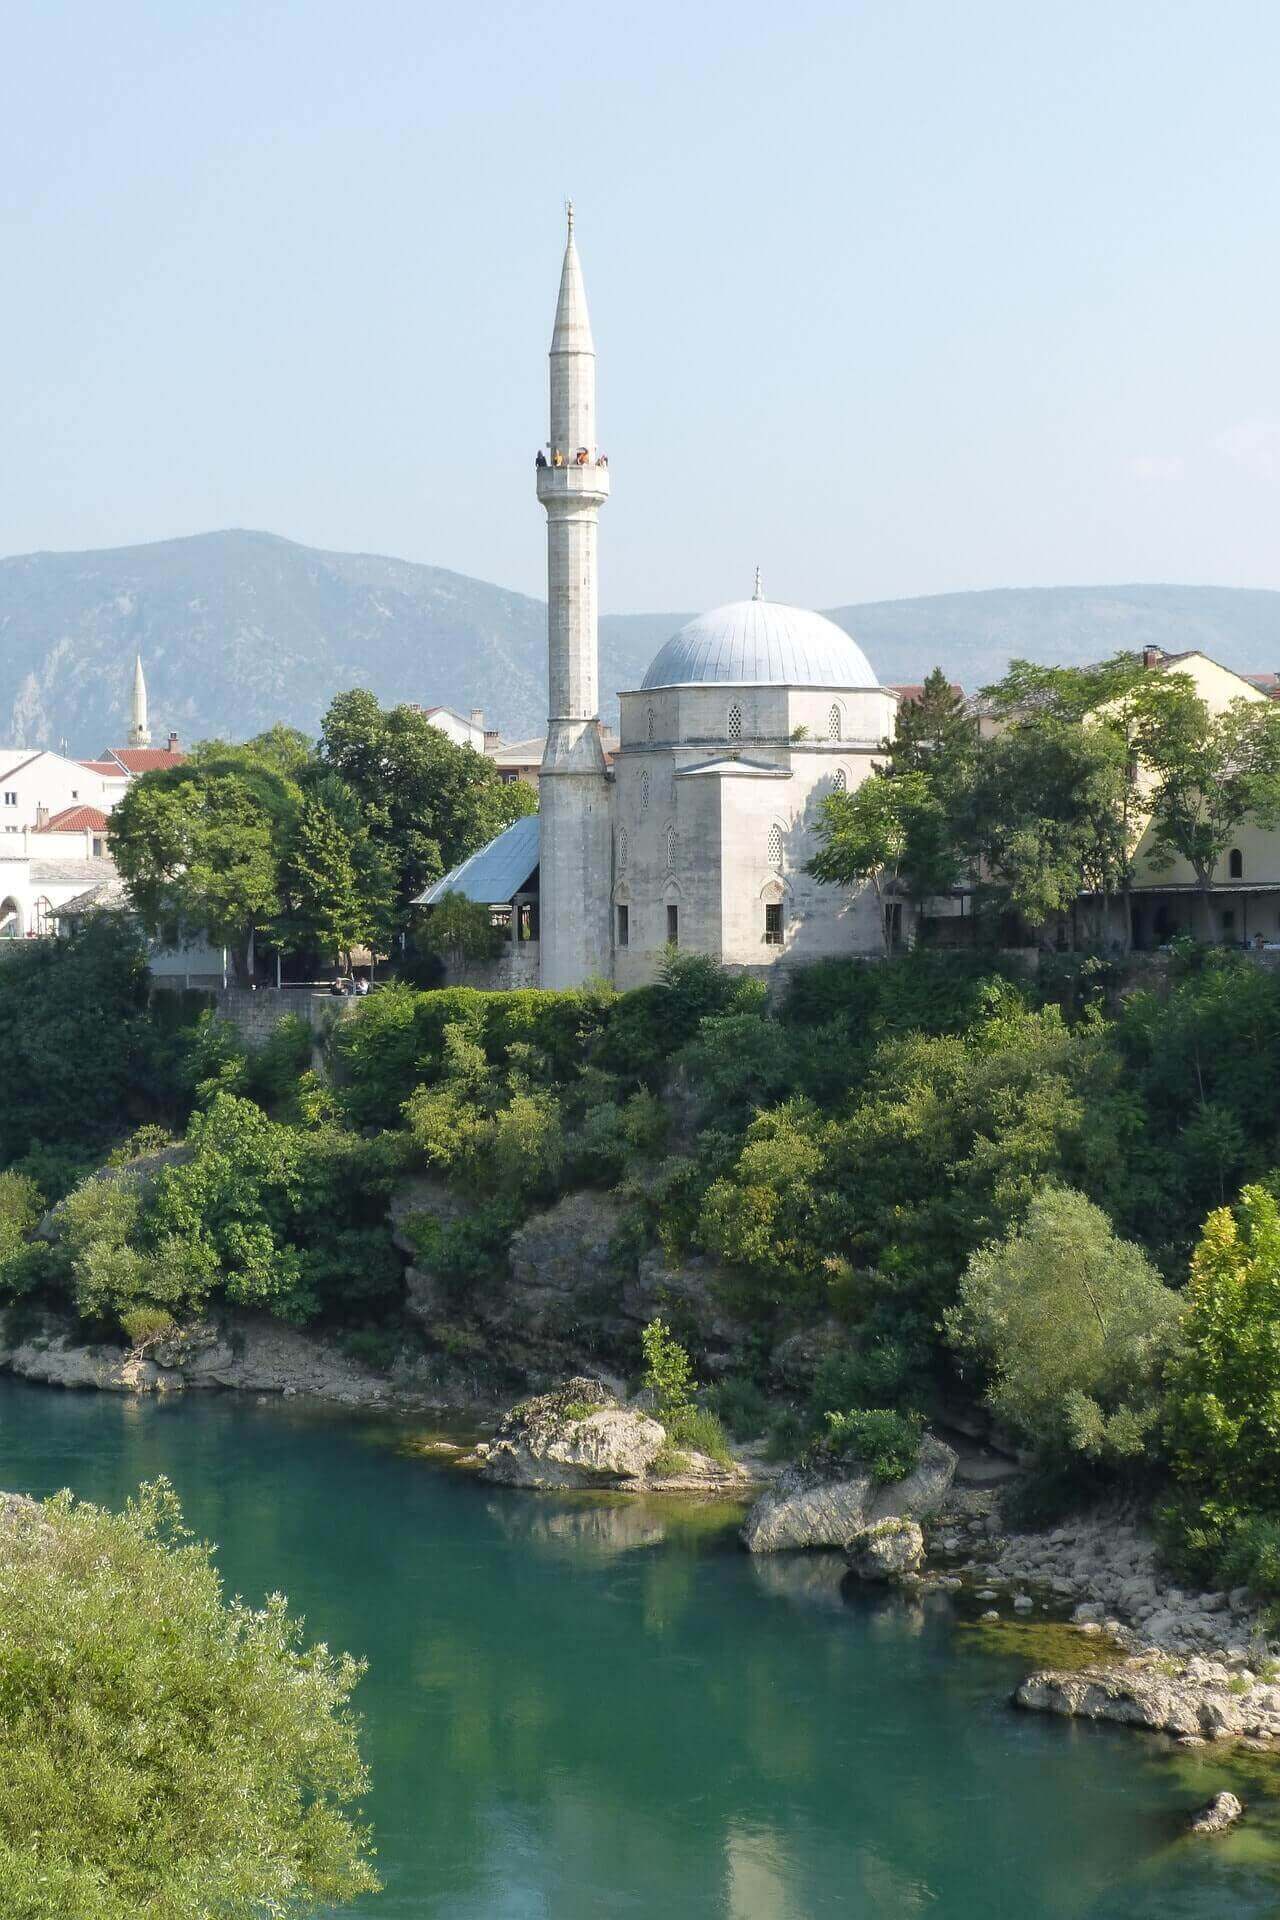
[5,1374,1280,1917]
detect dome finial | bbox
[752,565,764,601]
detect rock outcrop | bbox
[1015,1653,1280,1741]
[473,1377,753,1493]
[1189,1791,1243,1834]
[847,1517,925,1581]
[741,1432,957,1553]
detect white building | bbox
[420,210,896,985]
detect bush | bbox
[807,1407,923,1481]
[640,1317,733,1464]
[0,1480,377,1917]
[707,1375,770,1440]
[945,1187,1181,1465]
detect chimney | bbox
[470,708,484,731]
[484,728,502,754]
[35,804,49,829]
[1142,647,1162,670]
[167,731,180,752]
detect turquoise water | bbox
[4,1377,1280,1919]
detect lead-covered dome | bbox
[640,596,877,690]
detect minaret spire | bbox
[129,652,152,748]
[536,207,612,990]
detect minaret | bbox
[536,204,612,988]
[129,652,152,748]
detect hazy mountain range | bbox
[2,529,1277,754]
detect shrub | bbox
[809,1407,923,1481]
[641,1317,694,1416]
[945,1187,1181,1465]
[0,1480,377,1916]
[707,1375,770,1440]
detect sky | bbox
[1,0,1277,613]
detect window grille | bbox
[834,767,848,792]
[646,708,655,742]
[640,771,650,813]
[665,824,676,871]
[828,704,842,741]
[727,703,743,742]
[768,824,783,869]
[618,828,629,870]
[764,903,784,946]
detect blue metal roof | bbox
[416,814,540,907]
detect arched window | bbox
[0,897,20,939]
[768,823,783,869]
[665,824,677,872]
[727,703,743,742]
[834,767,848,792]
[646,707,655,742]
[34,897,55,938]
[618,828,629,871]
[1230,847,1244,879]
[640,770,650,813]
[828,703,842,741]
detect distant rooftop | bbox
[416,814,540,908]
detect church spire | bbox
[129,651,152,748]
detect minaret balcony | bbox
[536,460,610,506]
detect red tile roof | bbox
[36,805,110,833]
[79,759,125,778]
[890,683,966,703]
[100,747,187,774]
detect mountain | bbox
[1,529,1277,753]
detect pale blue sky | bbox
[2,0,1277,612]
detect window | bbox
[2,792,16,806]
[764,902,784,946]
[768,823,783,869]
[640,770,650,813]
[1222,909,1236,936]
[1230,848,1244,879]
[727,703,743,742]
[92,836,105,857]
[666,903,679,946]
[834,767,848,792]
[618,828,629,870]
[646,708,655,742]
[665,824,676,871]
[71,790,78,800]
[616,904,629,947]
[828,704,842,741]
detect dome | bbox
[640,596,878,690]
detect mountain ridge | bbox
[2,528,1277,754]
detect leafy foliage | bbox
[807,1408,923,1481]
[945,1187,1182,1465]
[0,1480,377,1918]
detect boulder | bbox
[475,1378,666,1489]
[740,1431,957,1553]
[1189,1792,1243,1835]
[847,1517,924,1581]
[1015,1660,1280,1740]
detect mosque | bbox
[423,210,898,987]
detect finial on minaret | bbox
[566,198,574,237]
[752,566,764,601]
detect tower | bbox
[129,652,152,749]
[536,205,613,988]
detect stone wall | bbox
[193,987,356,1051]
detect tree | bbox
[110,745,301,985]
[945,1187,1182,1464]
[887,667,976,780]
[807,770,942,952]
[320,690,536,921]
[418,890,504,970]
[1130,678,1280,939]
[280,772,397,970]
[0,1480,378,1918]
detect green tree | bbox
[1165,1184,1280,1507]
[281,772,396,969]
[320,690,536,919]
[1131,677,1280,939]
[807,770,943,952]
[945,1186,1182,1464]
[419,891,504,970]
[110,744,302,984]
[0,1479,378,1918]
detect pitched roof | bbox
[79,759,126,778]
[489,730,619,768]
[55,876,129,915]
[416,815,540,907]
[890,682,965,703]
[0,751,43,783]
[36,805,110,833]
[101,747,187,774]
[28,857,117,887]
